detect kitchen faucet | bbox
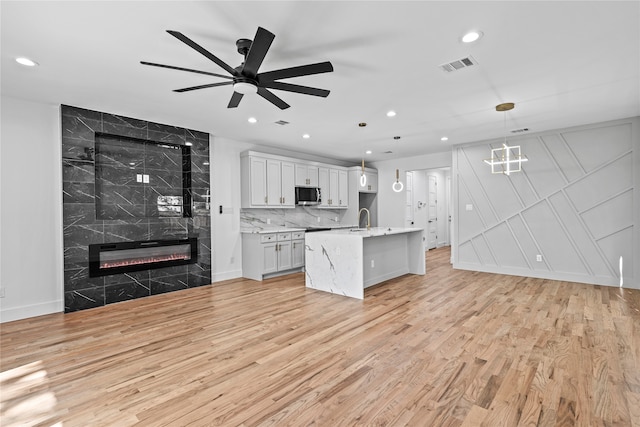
[358,208,371,230]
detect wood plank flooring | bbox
[2,247,639,426]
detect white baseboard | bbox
[1,299,63,323]
[453,262,636,289]
[211,269,243,283]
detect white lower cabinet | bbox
[242,231,305,281]
[291,231,305,268]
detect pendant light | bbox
[360,159,367,187]
[358,122,368,187]
[392,169,404,192]
[390,136,404,192]
[483,103,528,175]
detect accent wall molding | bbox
[453,117,638,289]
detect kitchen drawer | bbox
[261,233,277,243]
[291,231,305,240]
[277,232,292,241]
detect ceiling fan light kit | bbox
[233,81,258,95]
[142,27,333,110]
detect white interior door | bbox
[427,174,437,250]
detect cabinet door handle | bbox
[339,200,342,205]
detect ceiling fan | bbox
[141,27,334,110]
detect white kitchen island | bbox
[304,227,425,299]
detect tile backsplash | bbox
[240,206,353,231]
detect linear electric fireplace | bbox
[89,238,198,277]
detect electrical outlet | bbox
[317,216,321,223]
[371,259,375,268]
[334,216,338,222]
[267,218,271,225]
[336,247,341,256]
[536,254,542,262]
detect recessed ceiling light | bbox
[302,134,310,139]
[386,110,396,117]
[16,57,38,67]
[248,117,257,124]
[185,142,193,146]
[358,122,367,127]
[393,136,401,140]
[441,136,449,141]
[462,31,483,43]
[203,161,210,166]
[365,150,372,154]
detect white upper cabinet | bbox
[337,169,348,207]
[318,166,348,209]
[242,151,362,209]
[359,170,378,193]
[241,154,295,208]
[294,163,319,187]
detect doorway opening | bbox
[405,168,451,257]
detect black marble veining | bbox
[61,105,211,313]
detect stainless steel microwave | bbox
[295,187,321,206]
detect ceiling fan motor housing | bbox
[236,38,253,57]
[142,26,333,109]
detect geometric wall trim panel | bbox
[454,117,638,289]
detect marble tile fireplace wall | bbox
[62,105,211,312]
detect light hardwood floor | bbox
[1,247,639,426]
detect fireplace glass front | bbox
[89,238,198,277]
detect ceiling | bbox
[2,1,638,163]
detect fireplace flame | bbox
[100,253,190,269]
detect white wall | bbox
[453,117,639,289]
[210,136,252,282]
[0,96,64,322]
[371,151,452,228]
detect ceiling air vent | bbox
[274,120,290,126]
[439,56,478,73]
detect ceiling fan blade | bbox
[242,27,275,78]
[228,91,244,108]
[260,81,330,97]
[173,81,233,93]
[141,61,233,80]
[167,30,237,76]
[257,87,290,110]
[258,61,334,82]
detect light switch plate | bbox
[143,174,150,183]
[136,174,143,183]
[466,204,473,211]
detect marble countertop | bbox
[241,228,305,234]
[240,224,358,234]
[314,227,423,238]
